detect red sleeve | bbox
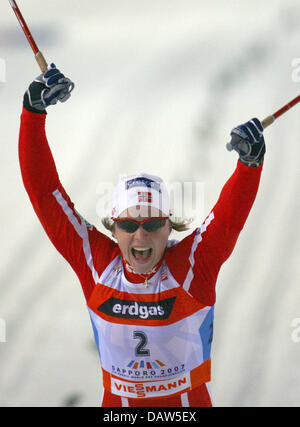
[166,160,263,305]
[18,107,117,300]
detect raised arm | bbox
[19,63,74,199]
[167,119,265,305]
[19,64,117,300]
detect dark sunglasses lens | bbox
[142,219,166,232]
[116,220,139,233]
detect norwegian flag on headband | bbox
[138,191,152,203]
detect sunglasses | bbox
[113,217,168,233]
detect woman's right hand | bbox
[23,63,74,113]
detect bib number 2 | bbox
[133,331,150,357]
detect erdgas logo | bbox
[98,297,176,320]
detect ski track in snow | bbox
[0,0,299,406]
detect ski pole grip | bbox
[261,115,275,129]
[35,51,48,74]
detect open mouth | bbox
[131,247,153,263]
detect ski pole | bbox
[8,0,48,73]
[227,94,300,150]
[261,94,300,128]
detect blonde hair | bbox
[101,216,193,235]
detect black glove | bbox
[227,118,266,167]
[23,63,74,114]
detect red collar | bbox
[122,255,164,284]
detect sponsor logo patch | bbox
[111,374,190,398]
[126,177,161,193]
[98,297,176,320]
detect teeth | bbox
[132,248,152,259]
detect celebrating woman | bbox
[19,64,265,407]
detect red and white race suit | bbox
[19,108,263,407]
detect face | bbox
[113,206,171,274]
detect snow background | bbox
[0,0,299,406]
